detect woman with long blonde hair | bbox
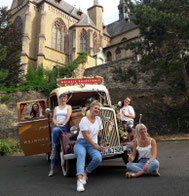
[126,123,160,178]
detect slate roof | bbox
[35,0,86,20]
[106,19,137,38]
[75,14,97,29]
[103,27,111,37]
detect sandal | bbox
[126,172,136,178]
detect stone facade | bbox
[84,58,189,135]
[9,0,139,72]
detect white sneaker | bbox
[82,173,88,185]
[77,179,85,192]
[48,170,54,177]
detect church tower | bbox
[87,0,103,35]
[118,0,130,21]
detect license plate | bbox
[101,146,124,156]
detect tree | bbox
[126,0,189,96]
[0,46,8,89]
[0,7,24,88]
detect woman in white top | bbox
[74,100,104,192]
[48,93,72,177]
[126,123,160,178]
[120,97,135,129]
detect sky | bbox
[0,0,120,25]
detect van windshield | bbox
[66,91,108,109]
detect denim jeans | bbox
[126,158,159,174]
[50,124,69,166]
[74,139,102,176]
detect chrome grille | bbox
[99,107,120,147]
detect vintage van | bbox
[17,77,136,176]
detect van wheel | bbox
[60,143,76,177]
[122,151,128,165]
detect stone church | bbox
[9,0,139,71]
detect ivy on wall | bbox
[59,52,88,77]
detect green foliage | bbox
[0,139,22,156]
[0,140,10,156]
[0,69,9,89]
[0,52,88,94]
[111,67,137,83]
[21,65,57,95]
[0,94,11,104]
[0,46,7,61]
[59,52,88,77]
[127,0,189,89]
[0,7,24,88]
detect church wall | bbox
[9,2,37,69]
[71,26,100,68]
[35,2,79,69]
[85,55,96,69]
[110,28,139,45]
[43,46,67,68]
[102,35,110,48]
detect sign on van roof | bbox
[58,77,103,86]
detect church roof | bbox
[75,14,97,29]
[35,0,86,20]
[106,19,137,37]
[103,27,111,37]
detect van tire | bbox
[60,143,76,177]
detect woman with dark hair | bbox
[25,103,43,119]
[48,93,72,177]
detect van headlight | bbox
[70,126,78,137]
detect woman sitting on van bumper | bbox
[126,123,160,178]
[48,93,72,177]
[74,100,104,192]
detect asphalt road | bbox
[0,141,189,196]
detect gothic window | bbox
[80,29,87,52]
[93,32,97,53]
[14,16,23,33]
[116,48,121,60]
[52,19,67,52]
[107,51,112,62]
[17,0,23,6]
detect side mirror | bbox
[70,126,78,137]
[117,101,122,107]
[45,108,50,114]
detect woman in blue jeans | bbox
[48,93,72,177]
[74,100,104,192]
[126,123,160,178]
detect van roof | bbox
[50,84,109,97]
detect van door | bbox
[17,99,51,156]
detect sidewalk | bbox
[155,133,189,142]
